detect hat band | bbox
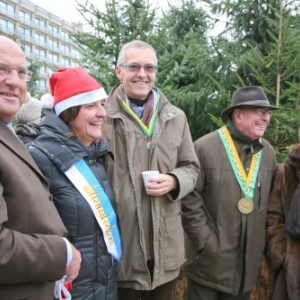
[236,99,271,106]
[55,88,108,115]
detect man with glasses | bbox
[182,86,280,300]
[0,36,81,299]
[103,40,199,300]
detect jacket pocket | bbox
[161,211,185,270]
[194,230,214,263]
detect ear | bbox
[116,66,122,79]
[232,109,242,123]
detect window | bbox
[49,53,58,64]
[19,27,31,38]
[0,18,14,32]
[61,57,70,66]
[49,24,58,35]
[0,1,14,14]
[19,10,31,21]
[62,44,70,54]
[36,80,46,90]
[61,31,69,40]
[49,39,59,49]
[35,33,46,45]
[39,65,46,72]
[35,48,46,60]
[23,44,31,54]
[47,67,53,76]
[38,65,47,77]
[73,49,81,59]
[35,18,46,28]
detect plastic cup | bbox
[142,171,159,184]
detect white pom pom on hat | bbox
[41,93,55,109]
[47,67,108,116]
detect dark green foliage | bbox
[70,0,158,91]
[71,0,300,162]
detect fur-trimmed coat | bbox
[266,144,300,300]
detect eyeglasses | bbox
[240,107,273,117]
[0,64,33,81]
[119,64,158,73]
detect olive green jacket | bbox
[103,84,199,290]
[182,121,277,295]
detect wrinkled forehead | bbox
[0,49,27,67]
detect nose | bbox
[136,67,147,76]
[96,102,106,117]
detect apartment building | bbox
[0,0,83,96]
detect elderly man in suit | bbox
[0,35,81,299]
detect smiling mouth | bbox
[134,81,147,85]
[0,92,18,98]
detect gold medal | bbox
[237,198,254,214]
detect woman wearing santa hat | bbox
[29,67,121,300]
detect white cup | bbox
[142,171,159,184]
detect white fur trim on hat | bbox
[54,88,108,116]
[41,93,55,109]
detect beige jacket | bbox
[103,84,199,290]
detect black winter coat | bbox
[29,109,117,300]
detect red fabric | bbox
[49,67,101,105]
[61,282,73,299]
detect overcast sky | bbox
[28,0,104,23]
[28,0,166,23]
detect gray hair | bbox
[117,40,157,66]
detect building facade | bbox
[0,0,83,96]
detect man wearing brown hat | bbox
[182,86,279,300]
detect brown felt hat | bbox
[221,86,280,118]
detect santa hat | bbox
[41,67,107,116]
[16,92,42,125]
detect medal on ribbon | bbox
[217,126,262,214]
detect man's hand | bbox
[65,244,82,283]
[145,174,177,196]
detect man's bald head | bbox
[0,36,25,58]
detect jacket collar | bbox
[105,83,179,121]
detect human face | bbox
[71,100,106,147]
[0,36,27,122]
[233,107,272,139]
[116,47,157,100]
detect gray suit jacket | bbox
[0,121,67,300]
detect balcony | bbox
[19,17,34,27]
[24,51,35,60]
[0,25,15,35]
[35,39,47,47]
[1,8,16,19]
